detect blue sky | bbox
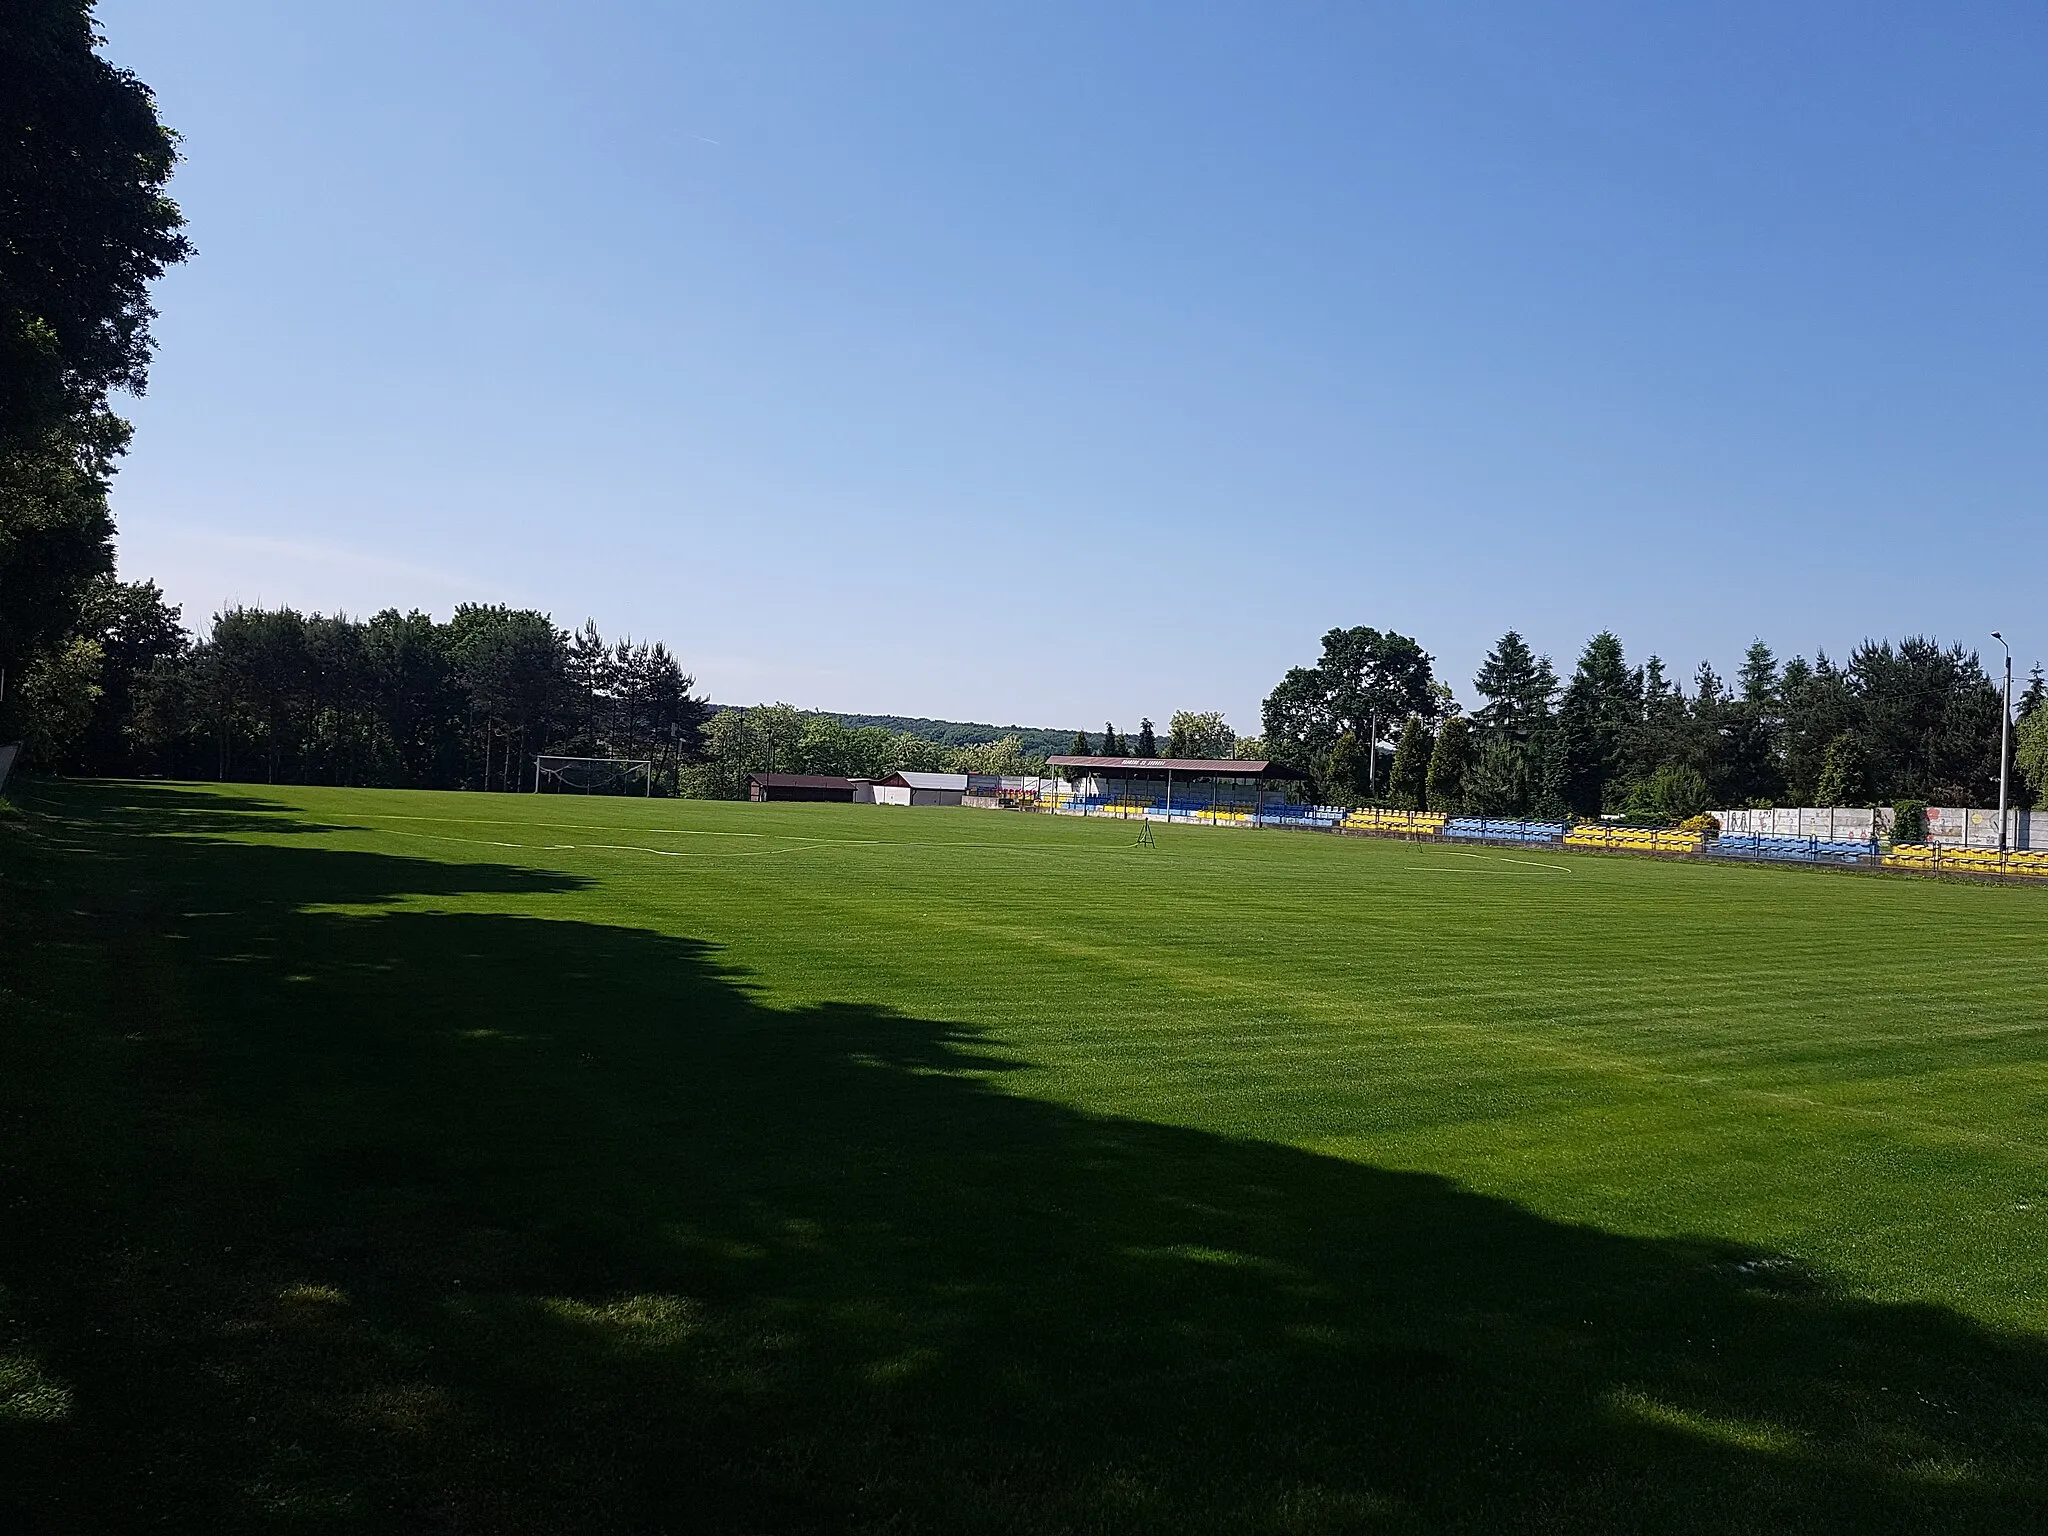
[99,1,2047,732]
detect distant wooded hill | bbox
[829,713,1079,757]
[711,707,1077,759]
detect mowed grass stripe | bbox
[718,849,2048,1169]
[10,779,2048,1529]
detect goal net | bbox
[533,755,655,795]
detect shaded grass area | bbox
[2,782,2047,1532]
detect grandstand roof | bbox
[1046,756,1307,779]
[748,774,857,790]
[879,771,970,790]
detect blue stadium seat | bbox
[1442,818,1569,844]
[1704,835,1876,864]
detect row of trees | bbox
[693,705,1047,799]
[1262,625,2048,819]
[11,17,2046,829]
[25,586,2048,818]
[688,706,1258,801]
[27,586,1093,800]
[1065,710,1246,764]
[33,589,712,793]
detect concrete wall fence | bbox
[1715,806,2048,850]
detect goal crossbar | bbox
[533,755,655,795]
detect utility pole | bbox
[1993,631,2013,854]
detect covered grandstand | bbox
[748,773,863,803]
[1044,756,1315,825]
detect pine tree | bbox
[1387,716,1431,810]
[2020,665,2046,721]
[1814,733,1865,806]
[1425,715,1470,812]
[1553,632,1639,815]
[1720,639,1785,805]
[1135,718,1157,757]
[1062,729,1092,783]
[1461,733,1530,816]
[1636,655,1687,781]
[1738,640,1780,705]
[1327,730,1371,804]
[1472,631,1558,742]
[1472,630,1559,809]
[1779,652,1856,803]
[1101,722,1124,756]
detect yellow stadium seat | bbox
[1563,827,1703,854]
[1884,846,2048,878]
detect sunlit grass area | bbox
[4,779,2048,1532]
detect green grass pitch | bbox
[5,779,2048,1532]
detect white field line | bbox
[1443,851,1572,874]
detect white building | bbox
[873,771,968,807]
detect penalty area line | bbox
[1441,851,1571,874]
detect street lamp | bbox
[1993,632,2013,855]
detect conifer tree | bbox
[1135,718,1157,757]
[1327,730,1371,805]
[1425,715,1470,812]
[1553,632,1639,815]
[1472,631,1558,741]
[2020,665,2046,721]
[1387,716,1431,809]
[1814,733,1865,806]
[1738,640,1780,704]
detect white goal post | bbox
[533,755,655,795]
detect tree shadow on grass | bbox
[10,778,373,840]
[3,785,2047,1533]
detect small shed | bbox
[874,771,968,807]
[749,773,858,803]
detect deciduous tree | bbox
[1,2,190,743]
[1166,710,1232,759]
[1261,626,1439,794]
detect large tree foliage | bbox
[1848,638,2002,805]
[69,572,182,771]
[1262,625,1441,798]
[1,1,190,736]
[105,606,709,792]
[0,1,190,452]
[2017,709,2048,804]
[689,704,1046,796]
[1166,710,1233,760]
[1262,624,2031,819]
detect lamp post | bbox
[1993,632,2013,855]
